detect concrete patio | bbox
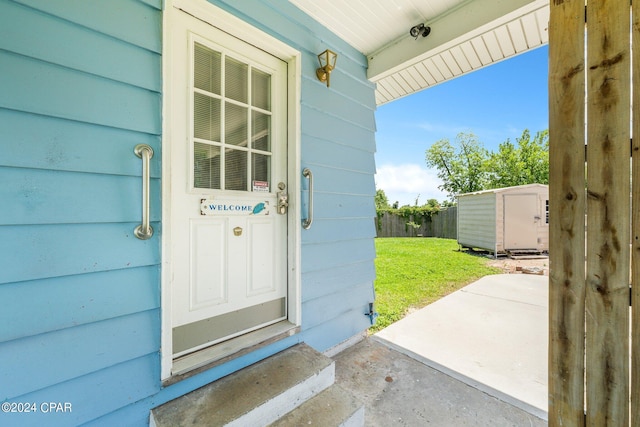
[333,274,548,426]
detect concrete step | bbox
[268,384,364,427]
[151,343,334,427]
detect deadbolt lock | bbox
[277,182,288,215]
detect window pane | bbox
[225,148,247,191]
[252,153,270,188]
[252,111,271,152]
[225,57,248,103]
[226,102,248,146]
[194,143,221,189]
[194,43,221,94]
[252,69,271,111]
[194,93,221,142]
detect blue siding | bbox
[301,218,376,244]
[2,354,160,427]
[0,109,161,176]
[0,223,160,284]
[302,261,376,303]
[13,0,163,53]
[302,238,376,273]
[0,51,160,133]
[302,81,376,130]
[0,168,161,225]
[301,105,375,152]
[1,310,158,399]
[303,282,375,329]
[302,310,373,352]
[0,0,163,425]
[1,0,378,424]
[304,136,376,175]
[1,0,161,92]
[0,267,159,343]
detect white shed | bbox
[456,184,549,255]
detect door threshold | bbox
[165,321,299,386]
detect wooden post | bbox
[548,0,587,424]
[585,0,630,425]
[632,2,640,425]
[550,1,633,424]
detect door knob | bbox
[233,227,242,236]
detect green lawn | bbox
[372,237,500,332]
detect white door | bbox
[503,194,538,250]
[169,11,288,357]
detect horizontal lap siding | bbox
[302,261,376,302]
[0,1,162,426]
[303,281,374,329]
[0,109,161,176]
[3,354,160,427]
[12,0,162,53]
[0,223,160,284]
[1,0,161,92]
[1,310,159,400]
[0,168,161,225]
[0,267,159,343]
[0,51,160,133]
[302,310,372,352]
[219,1,377,350]
[299,51,376,349]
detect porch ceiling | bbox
[289,0,549,105]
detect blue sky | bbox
[374,45,549,206]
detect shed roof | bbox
[456,183,549,197]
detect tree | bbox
[425,199,440,209]
[425,132,489,199]
[374,189,390,209]
[487,129,549,188]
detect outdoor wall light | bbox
[316,49,338,87]
[409,23,431,39]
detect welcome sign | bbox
[200,199,270,216]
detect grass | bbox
[371,237,501,333]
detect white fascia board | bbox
[367,0,549,81]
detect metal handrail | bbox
[134,144,154,240]
[302,168,313,229]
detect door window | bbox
[193,42,272,192]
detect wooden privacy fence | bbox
[549,1,637,425]
[375,207,457,239]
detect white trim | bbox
[161,0,302,380]
[161,3,174,380]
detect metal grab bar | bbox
[302,168,313,229]
[134,144,154,240]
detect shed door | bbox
[503,194,538,250]
[169,11,288,357]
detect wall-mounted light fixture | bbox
[316,49,338,87]
[409,23,431,39]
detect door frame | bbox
[161,0,302,380]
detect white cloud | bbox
[375,163,448,206]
